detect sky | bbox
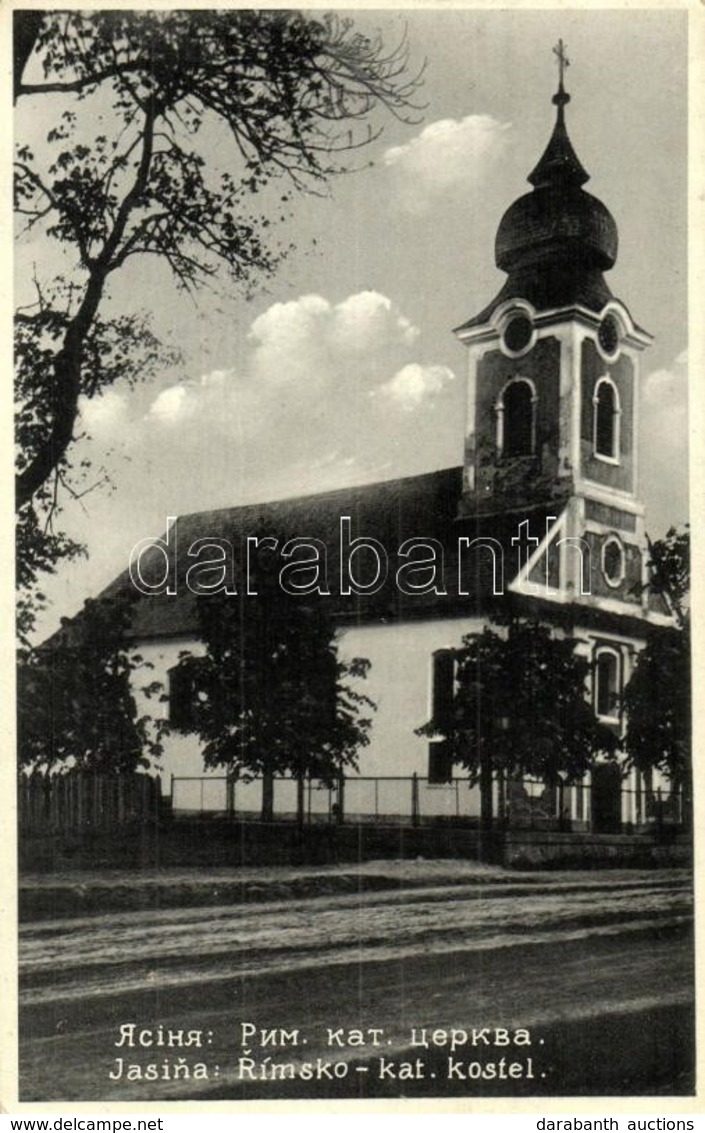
[14,8,689,639]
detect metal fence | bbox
[170,773,479,825]
[169,771,687,833]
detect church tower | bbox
[454,42,654,617]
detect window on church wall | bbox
[497,378,536,458]
[594,648,621,721]
[168,663,199,730]
[593,377,620,461]
[431,648,455,731]
[428,740,454,785]
[428,650,456,783]
[601,535,625,588]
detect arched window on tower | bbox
[593,377,620,461]
[497,378,536,458]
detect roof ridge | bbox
[176,465,463,525]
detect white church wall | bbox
[131,616,669,828]
[131,613,486,818]
[335,615,484,776]
[132,635,206,797]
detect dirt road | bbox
[19,867,694,1101]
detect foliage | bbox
[644,524,690,628]
[15,296,179,644]
[16,502,86,650]
[623,526,691,785]
[623,626,690,786]
[17,593,165,773]
[417,617,618,783]
[170,540,375,783]
[14,10,422,626]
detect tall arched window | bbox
[594,648,620,721]
[497,378,536,457]
[593,377,620,460]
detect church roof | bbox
[527,97,589,189]
[96,467,513,638]
[88,465,664,643]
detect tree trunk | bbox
[13,11,45,102]
[261,772,274,822]
[478,746,494,862]
[296,775,305,829]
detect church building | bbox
[101,48,672,830]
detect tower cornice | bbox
[455,301,652,350]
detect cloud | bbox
[144,290,430,431]
[640,349,689,534]
[383,115,510,212]
[376,363,455,411]
[642,353,688,410]
[135,290,459,508]
[78,389,128,435]
[147,369,235,426]
[330,291,418,353]
[247,290,419,388]
[148,384,194,424]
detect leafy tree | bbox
[418,617,618,785]
[623,526,691,794]
[15,303,179,644]
[623,627,690,789]
[14,10,422,632]
[17,593,165,773]
[643,525,690,628]
[170,539,375,819]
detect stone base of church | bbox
[502,828,692,870]
[19,815,691,875]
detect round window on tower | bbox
[601,535,625,588]
[598,315,620,358]
[503,315,534,355]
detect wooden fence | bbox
[18,771,163,832]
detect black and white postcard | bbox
[6,2,701,1113]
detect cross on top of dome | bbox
[527,40,588,188]
[456,44,627,330]
[552,38,571,108]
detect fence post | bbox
[337,773,345,825]
[411,773,420,828]
[51,775,60,831]
[261,773,274,822]
[557,778,566,831]
[296,775,305,829]
[497,771,506,825]
[478,750,494,862]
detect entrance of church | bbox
[591,763,623,833]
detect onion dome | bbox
[458,47,619,330]
[496,78,617,277]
